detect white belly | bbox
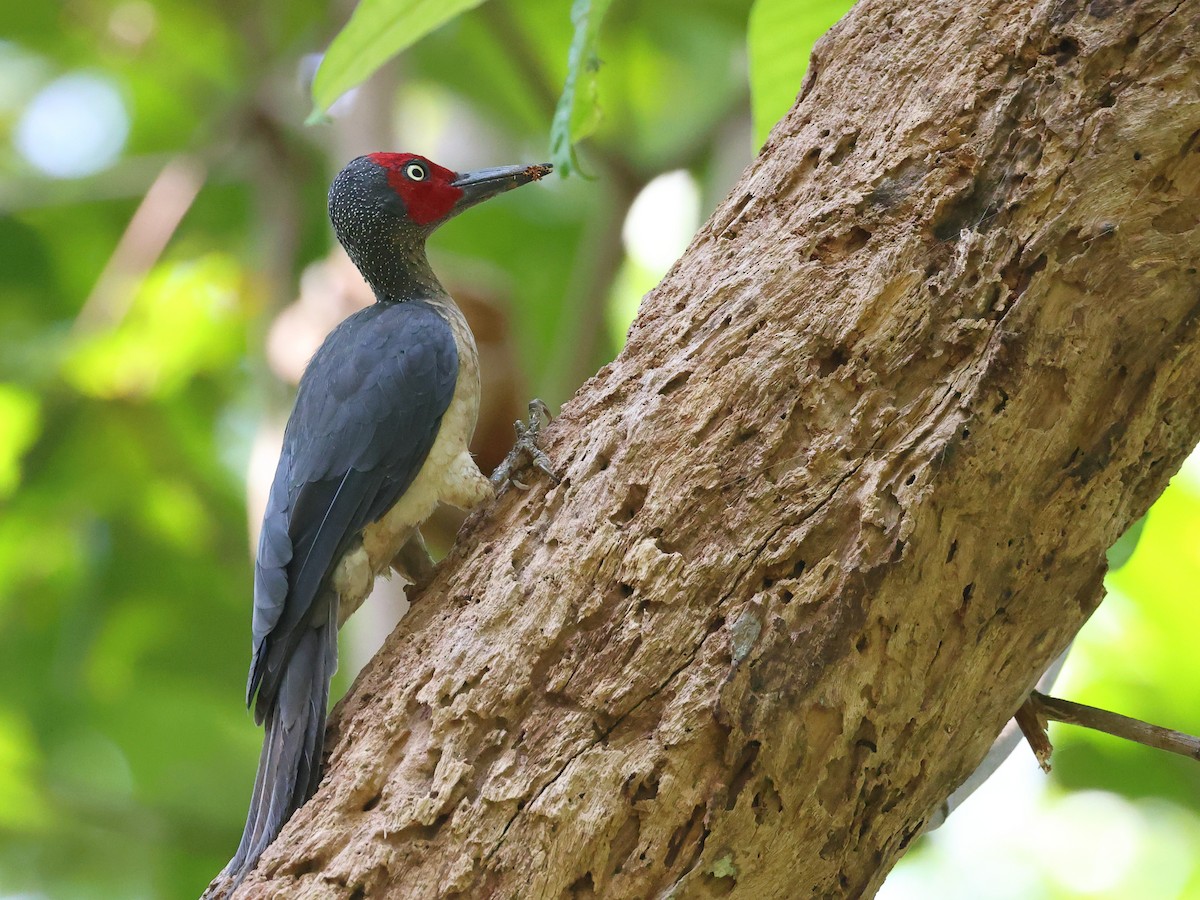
[331,299,493,623]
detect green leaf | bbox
[311,0,490,114]
[549,0,613,176]
[747,0,856,147]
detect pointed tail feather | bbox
[226,604,338,885]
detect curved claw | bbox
[492,398,560,491]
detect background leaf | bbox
[312,0,491,114]
[549,0,614,175]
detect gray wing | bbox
[246,299,459,720]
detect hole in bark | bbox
[828,130,860,165]
[898,821,923,851]
[961,426,971,440]
[618,582,634,598]
[855,634,868,653]
[812,226,871,262]
[665,805,707,869]
[405,813,450,841]
[961,583,975,607]
[946,540,958,563]
[606,815,642,876]
[817,347,848,376]
[726,741,761,810]
[791,559,807,577]
[854,718,878,755]
[735,427,758,445]
[610,484,648,525]
[933,177,1004,241]
[1052,36,1079,62]
[651,528,681,555]
[753,778,784,824]
[632,773,660,802]
[1133,151,1142,160]
[565,872,596,898]
[781,589,794,604]
[659,370,691,395]
[1098,90,1116,107]
[845,226,870,251]
[904,473,916,486]
[362,791,382,812]
[348,888,366,900]
[1001,252,1047,300]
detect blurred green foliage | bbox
[0,0,1197,898]
[312,0,488,117]
[549,0,614,175]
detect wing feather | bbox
[246,300,459,715]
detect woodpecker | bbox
[226,152,552,882]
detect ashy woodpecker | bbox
[227,152,552,881]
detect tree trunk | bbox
[221,0,1200,895]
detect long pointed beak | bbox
[450,163,552,214]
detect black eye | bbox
[404,162,427,181]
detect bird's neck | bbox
[341,229,446,303]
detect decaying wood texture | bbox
[223,0,1200,896]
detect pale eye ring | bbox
[404,162,427,181]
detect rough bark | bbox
[224,0,1200,896]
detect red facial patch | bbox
[367,152,463,226]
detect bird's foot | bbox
[390,529,436,592]
[491,399,559,491]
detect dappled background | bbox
[1,0,1197,897]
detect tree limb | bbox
[216,0,1200,895]
[1024,691,1200,764]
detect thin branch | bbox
[73,156,207,334]
[1019,691,1200,768]
[1015,696,1054,772]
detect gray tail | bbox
[226,606,338,886]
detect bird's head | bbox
[329,152,550,240]
[328,153,551,300]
